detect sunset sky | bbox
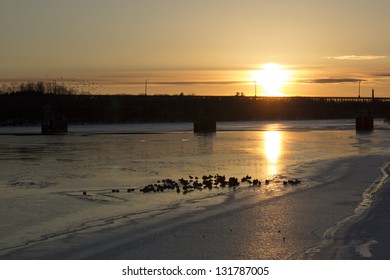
[1,0,390,97]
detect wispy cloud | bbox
[302,78,363,84]
[374,72,390,77]
[116,80,246,86]
[324,55,386,61]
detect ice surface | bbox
[0,120,389,259]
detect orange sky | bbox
[1,0,390,97]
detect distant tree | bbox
[35,81,45,93]
[26,82,36,93]
[8,81,78,95]
[46,81,76,95]
[17,81,45,94]
[4,80,94,95]
[0,84,11,94]
[19,83,26,93]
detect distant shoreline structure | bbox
[41,106,68,134]
[1,94,390,126]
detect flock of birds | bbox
[82,174,301,196]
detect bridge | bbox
[1,94,390,125]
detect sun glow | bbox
[251,63,291,96]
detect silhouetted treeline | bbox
[1,93,390,125]
[0,80,95,96]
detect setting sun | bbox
[251,64,291,96]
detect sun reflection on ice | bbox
[264,131,282,175]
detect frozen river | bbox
[1,120,390,259]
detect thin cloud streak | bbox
[374,73,390,77]
[324,55,386,61]
[115,80,247,86]
[299,78,364,84]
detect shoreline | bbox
[316,162,390,259]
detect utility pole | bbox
[358,80,361,98]
[145,79,148,95]
[254,80,257,98]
